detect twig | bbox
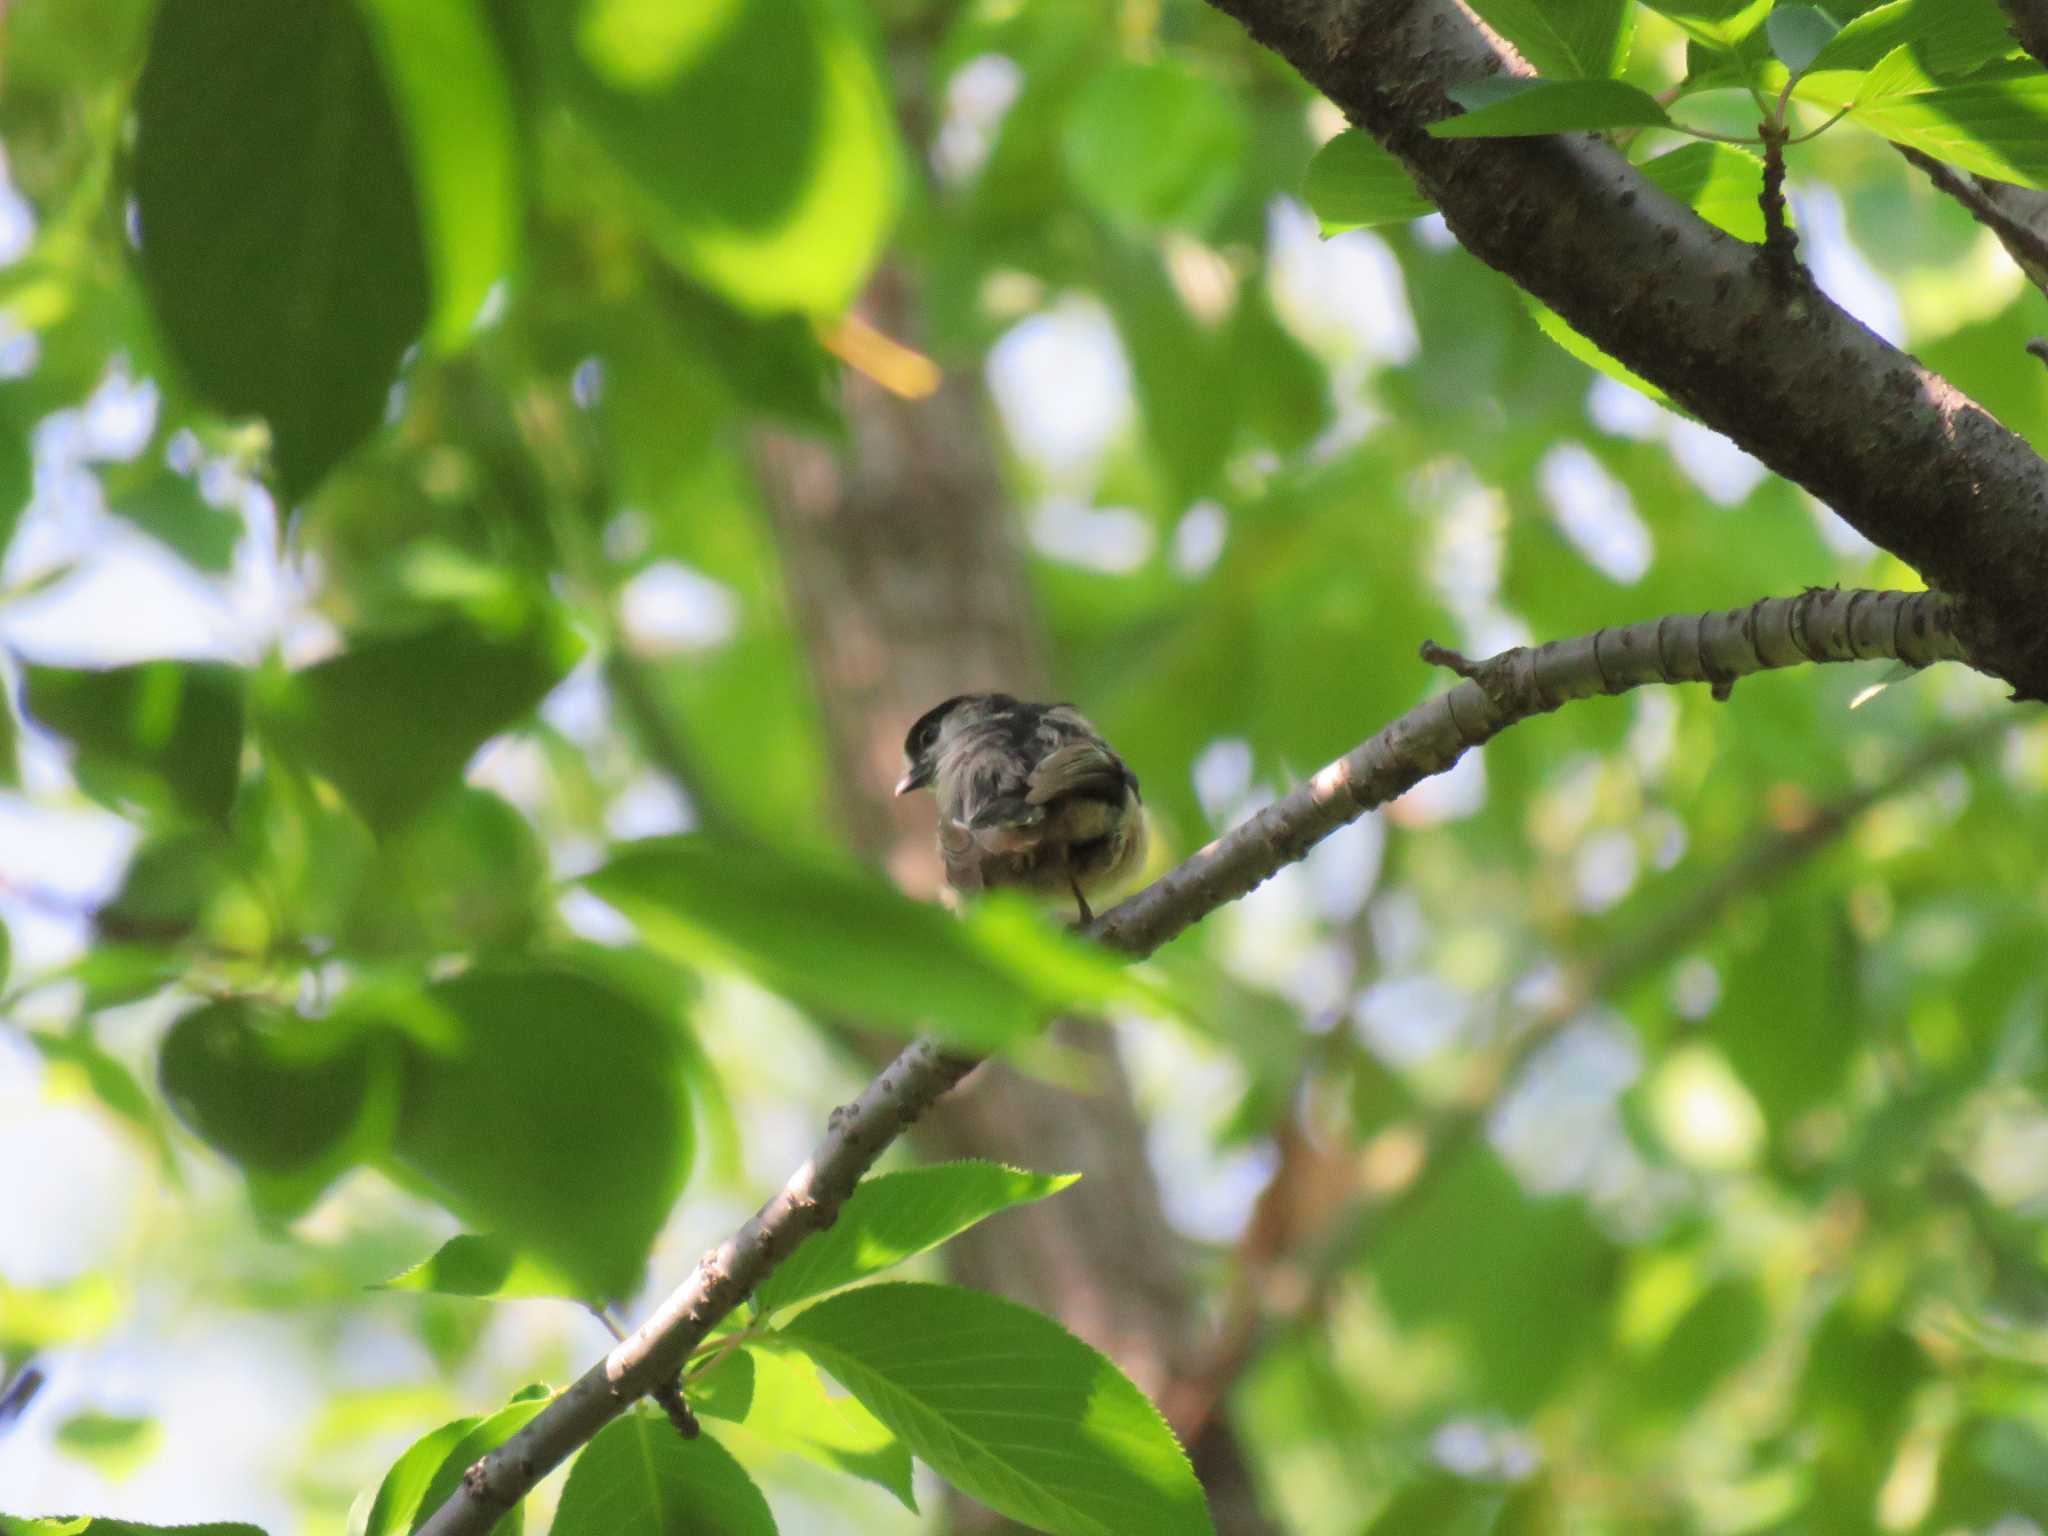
[1758,123,1803,291]
[1896,144,2048,296]
[418,587,1976,1535]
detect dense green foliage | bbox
[3,0,2048,1532]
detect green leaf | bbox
[0,1522,267,1536]
[777,1282,1213,1536]
[1363,1471,1507,1536]
[534,0,902,316]
[1803,0,2016,77]
[757,1160,1080,1316]
[0,1274,121,1352]
[1302,131,1436,234]
[1766,5,1839,79]
[1061,61,1248,230]
[133,0,428,504]
[351,0,521,348]
[158,998,396,1219]
[0,382,33,563]
[1431,77,1672,138]
[550,1412,775,1536]
[276,613,579,832]
[24,661,245,826]
[585,838,1149,1049]
[1639,139,1768,241]
[355,1414,478,1536]
[385,967,692,1301]
[1466,0,1634,78]
[1809,52,2048,186]
[686,1347,755,1424]
[714,1346,914,1508]
[400,1393,553,1536]
[1370,1145,1612,1415]
[372,1233,578,1300]
[52,1411,160,1480]
[1638,0,1773,50]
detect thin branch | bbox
[1999,0,2048,73]
[417,586,1973,1535]
[1897,144,2048,295]
[1758,123,1803,291]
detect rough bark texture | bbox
[2001,0,2048,73]
[1202,0,2048,698]
[755,269,1277,1535]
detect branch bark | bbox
[2000,0,2048,72]
[417,584,1971,1536]
[1199,0,2048,697]
[1897,146,2048,295]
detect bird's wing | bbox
[1024,738,1129,806]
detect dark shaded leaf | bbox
[157,997,394,1219]
[132,0,428,503]
[24,661,245,825]
[386,967,692,1301]
[276,614,579,832]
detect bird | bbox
[895,693,1147,924]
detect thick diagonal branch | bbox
[1200,0,2048,698]
[418,585,1968,1536]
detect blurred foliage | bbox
[2,0,2048,1532]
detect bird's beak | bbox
[894,765,930,797]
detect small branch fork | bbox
[419,585,1972,1536]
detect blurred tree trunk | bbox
[755,267,1276,1536]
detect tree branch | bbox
[1896,145,2048,295]
[1198,0,2048,698]
[418,586,1969,1535]
[2000,0,2048,72]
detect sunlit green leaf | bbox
[1303,131,1435,234]
[52,1411,160,1480]
[396,1392,553,1536]
[534,0,902,315]
[1803,0,2015,77]
[1466,0,1634,78]
[1432,77,1672,138]
[372,1233,578,1300]
[778,1282,1214,1536]
[352,0,522,347]
[757,1160,1080,1316]
[552,1412,775,1536]
[1806,53,2048,187]
[1639,0,1773,50]
[712,1346,914,1508]
[355,1414,479,1536]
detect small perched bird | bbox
[895,693,1146,923]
